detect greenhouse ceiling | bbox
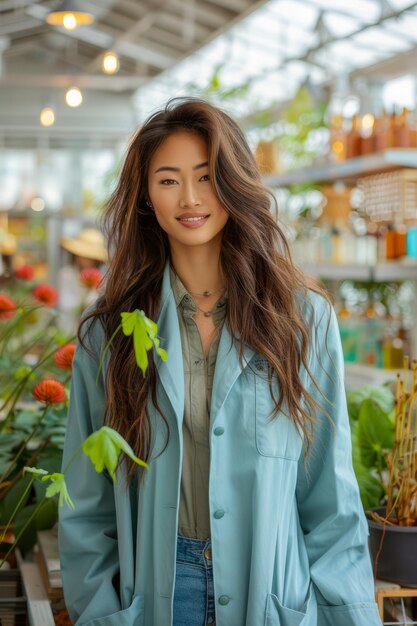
[133,0,417,120]
[1,0,417,146]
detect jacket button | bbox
[214,509,225,519]
[219,595,230,605]
[214,427,224,436]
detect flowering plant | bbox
[0,264,166,562]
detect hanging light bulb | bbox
[102,51,120,75]
[65,87,83,107]
[46,1,94,30]
[40,107,55,127]
[62,13,77,30]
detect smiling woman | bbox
[59,97,382,626]
[148,131,228,248]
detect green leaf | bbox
[347,385,394,422]
[82,425,148,482]
[357,398,394,468]
[354,463,384,509]
[121,310,166,376]
[41,473,74,509]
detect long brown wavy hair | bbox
[80,97,331,480]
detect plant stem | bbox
[0,496,46,569]
[0,439,49,502]
[0,476,35,545]
[62,443,84,475]
[0,406,48,484]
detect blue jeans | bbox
[173,535,216,626]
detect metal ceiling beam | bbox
[85,0,175,71]
[0,17,40,36]
[25,3,174,69]
[172,0,232,28]
[0,72,145,90]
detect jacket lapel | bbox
[211,323,254,423]
[155,263,254,427]
[155,264,185,427]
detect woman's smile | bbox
[176,212,210,228]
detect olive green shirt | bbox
[170,269,226,540]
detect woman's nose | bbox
[179,182,201,208]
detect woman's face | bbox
[147,131,229,252]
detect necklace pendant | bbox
[203,311,212,317]
[203,290,211,297]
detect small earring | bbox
[146,199,154,210]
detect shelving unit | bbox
[301,261,417,282]
[264,149,417,187]
[264,151,417,379]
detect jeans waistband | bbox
[176,535,212,566]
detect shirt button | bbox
[214,510,225,519]
[214,427,224,436]
[219,595,230,605]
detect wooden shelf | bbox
[263,149,417,187]
[301,261,417,282]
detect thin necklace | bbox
[188,285,225,298]
[194,290,226,317]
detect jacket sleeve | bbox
[58,322,122,625]
[296,295,382,626]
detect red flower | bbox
[80,268,103,289]
[33,379,66,404]
[54,343,76,370]
[0,294,16,320]
[32,284,58,307]
[15,265,35,280]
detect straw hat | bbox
[60,228,107,263]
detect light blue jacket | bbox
[59,264,382,626]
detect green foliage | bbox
[278,84,327,170]
[82,426,148,481]
[0,273,162,559]
[348,385,395,509]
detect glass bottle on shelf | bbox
[406,224,417,259]
[346,115,362,159]
[358,292,385,367]
[337,298,360,363]
[394,107,412,148]
[360,114,375,155]
[375,109,395,152]
[394,223,407,258]
[385,224,396,260]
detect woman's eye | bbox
[160,179,177,185]
[200,174,210,182]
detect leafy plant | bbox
[348,384,395,509]
[0,265,166,558]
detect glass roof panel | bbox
[133,0,417,121]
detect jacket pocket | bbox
[254,363,302,459]
[81,593,144,626]
[265,585,311,626]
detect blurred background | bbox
[1,0,417,382]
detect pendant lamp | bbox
[46,0,94,30]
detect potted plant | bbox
[348,359,417,586]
